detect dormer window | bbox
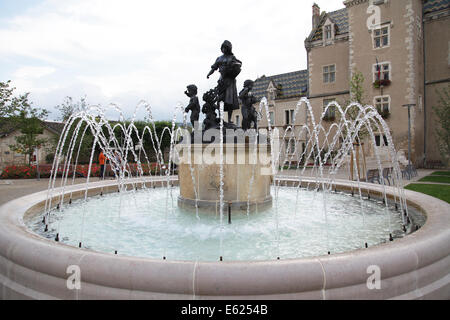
[325,25,332,40]
[267,81,276,103]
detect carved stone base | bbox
[176,143,273,212]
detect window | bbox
[285,110,290,125]
[235,115,240,127]
[268,88,276,101]
[324,24,332,40]
[375,134,388,147]
[374,95,390,117]
[323,99,336,120]
[373,26,389,48]
[269,111,274,125]
[287,139,296,154]
[285,110,294,125]
[373,62,390,81]
[374,95,390,113]
[323,65,336,83]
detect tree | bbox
[339,70,370,181]
[0,80,15,117]
[55,96,87,122]
[0,80,33,118]
[349,70,365,105]
[338,69,369,142]
[433,85,450,166]
[1,81,50,165]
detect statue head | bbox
[203,89,216,104]
[220,40,233,55]
[185,84,197,97]
[244,80,254,89]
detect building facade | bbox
[0,119,64,170]
[231,70,309,163]
[233,0,449,167]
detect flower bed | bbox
[0,162,164,179]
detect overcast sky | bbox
[0,0,344,121]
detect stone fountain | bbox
[0,40,448,300]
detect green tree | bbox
[1,82,51,165]
[0,80,33,118]
[349,70,365,105]
[433,85,450,166]
[339,69,369,142]
[55,96,87,121]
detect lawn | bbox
[419,175,450,184]
[404,184,450,203]
[430,171,450,176]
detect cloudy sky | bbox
[0,0,343,121]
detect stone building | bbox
[231,70,309,163]
[233,0,449,167]
[0,119,64,170]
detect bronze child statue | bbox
[202,89,220,130]
[207,40,242,124]
[184,84,201,127]
[239,80,259,131]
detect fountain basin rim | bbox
[0,176,449,299]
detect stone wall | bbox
[0,128,57,170]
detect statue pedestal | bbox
[176,143,273,212]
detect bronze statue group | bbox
[184,40,259,131]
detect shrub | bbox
[0,165,36,179]
[45,153,55,164]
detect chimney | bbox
[312,3,320,30]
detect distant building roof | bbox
[424,0,450,14]
[0,118,16,137]
[309,8,349,42]
[42,120,65,135]
[252,70,309,101]
[0,118,64,138]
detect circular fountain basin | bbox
[0,177,449,299]
[26,186,406,261]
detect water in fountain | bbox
[27,97,421,262]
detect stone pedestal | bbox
[176,143,272,212]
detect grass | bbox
[404,184,450,203]
[419,175,450,184]
[430,171,450,176]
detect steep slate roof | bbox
[424,0,450,14]
[309,8,349,42]
[252,70,308,101]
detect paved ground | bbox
[0,168,445,207]
[0,178,90,206]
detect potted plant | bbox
[373,79,391,88]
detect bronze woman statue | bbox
[207,40,242,124]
